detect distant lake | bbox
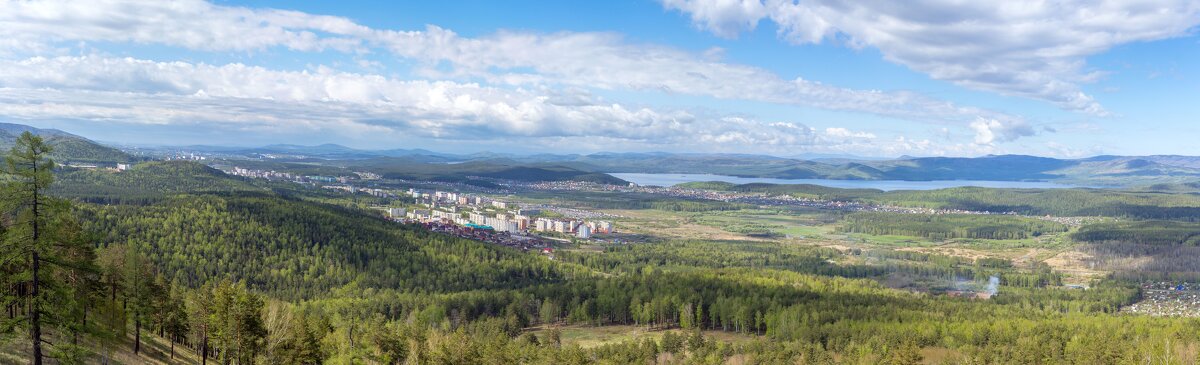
[608,173,1081,191]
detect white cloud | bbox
[0,55,916,153]
[0,55,995,155]
[661,0,768,38]
[0,0,1032,137]
[0,0,368,52]
[662,0,1200,115]
[372,25,1025,127]
[0,0,1081,156]
[824,127,876,139]
[969,117,1035,145]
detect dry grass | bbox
[604,209,770,242]
[528,324,757,349]
[1043,249,1107,283]
[1,331,200,365]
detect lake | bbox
[608,173,1081,191]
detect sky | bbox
[1,0,1199,158]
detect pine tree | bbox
[0,132,97,364]
[161,286,189,360]
[122,247,160,355]
[188,285,214,365]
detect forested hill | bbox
[53,160,263,203]
[79,193,562,300]
[0,122,137,163]
[50,159,564,300]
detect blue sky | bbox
[1,0,1198,158]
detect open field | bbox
[602,209,773,241]
[528,325,757,349]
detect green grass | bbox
[775,224,833,238]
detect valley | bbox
[5,124,1200,364]
[7,2,1200,363]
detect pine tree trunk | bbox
[80,305,88,345]
[30,179,43,365]
[30,250,42,365]
[134,319,141,355]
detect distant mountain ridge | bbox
[0,122,136,164]
[128,141,1200,187]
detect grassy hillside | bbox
[2,332,202,365]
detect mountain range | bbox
[182,143,1200,187]
[7,122,1200,187]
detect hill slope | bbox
[49,158,562,300]
[54,160,263,203]
[0,122,136,163]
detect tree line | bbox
[838,212,1068,240]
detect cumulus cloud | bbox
[0,0,368,52]
[662,0,1200,115]
[0,0,1055,153]
[0,55,918,154]
[661,0,767,38]
[372,25,1027,126]
[969,117,1035,145]
[0,55,978,155]
[824,127,876,139]
[0,0,1030,131]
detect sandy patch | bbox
[1043,249,1107,281]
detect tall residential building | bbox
[386,207,406,218]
